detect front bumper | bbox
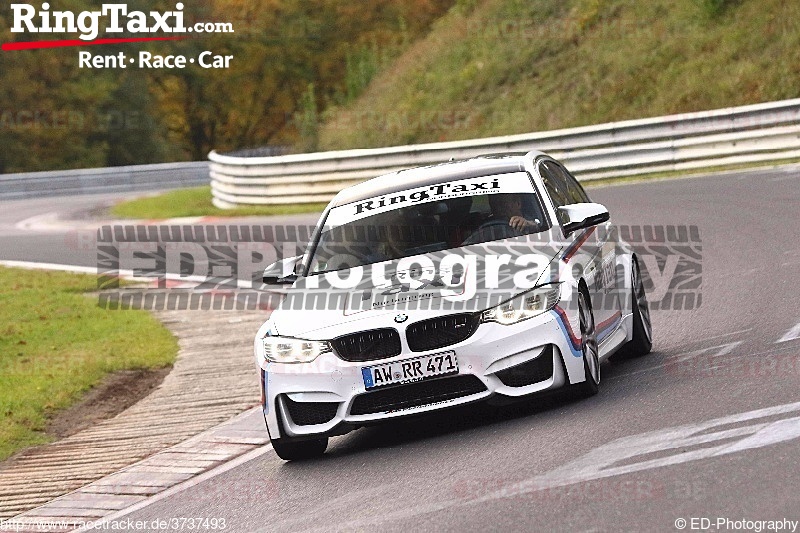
[258,311,587,440]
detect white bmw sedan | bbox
[255,151,652,460]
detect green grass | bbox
[318,0,800,149]
[0,267,178,461]
[111,187,328,219]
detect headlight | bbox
[481,284,561,325]
[262,336,331,363]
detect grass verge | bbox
[111,186,328,219]
[318,0,800,149]
[0,267,178,461]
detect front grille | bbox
[406,313,481,352]
[331,328,401,362]
[495,345,554,387]
[283,396,339,426]
[350,374,486,415]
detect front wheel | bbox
[272,437,328,461]
[617,258,653,358]
[573,288,600,398]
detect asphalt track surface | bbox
[3,167,800,532]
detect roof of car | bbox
[328,152,545,208]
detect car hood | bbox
[269,233,563,340]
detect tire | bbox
[616,258,653,358]
[272,437,328,461]
[573,287,600,398]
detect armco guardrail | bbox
[0,162,209,201]
[209,99,800,208]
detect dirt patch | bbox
[1,367,171,470]
[47,367,172,439]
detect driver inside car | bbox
[492,193,540,232]
[463,193,542,244]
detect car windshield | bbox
[309,172,547,274]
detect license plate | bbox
[361,351,458,390]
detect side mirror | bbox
[263,255,301,285]
[558,203,610,235]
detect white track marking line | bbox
[610,340,800,381]
[657,328,752,350]
[14,211,58,231]
[778,322,800,343]
[671,341,742,363]
[0,260,260,288]
[74,443,275,533]
[714,342,799,360]
[0,260,98,275]
[321,401,800,531]
[478,402,800,500]
[700,328,753,342]
[15,212,214,233]
[609,341,744,380]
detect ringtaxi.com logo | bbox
[4,3,235,69]
[9,3,233,41]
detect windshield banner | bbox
[325,172,536,227]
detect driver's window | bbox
[539,160,571,224]
[553,162,590,204]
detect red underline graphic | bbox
[2,36,188,51]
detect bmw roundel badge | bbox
[394,314,408,323]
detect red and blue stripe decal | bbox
[562,227,596,264]
[552,306,623,358]
[553,306,582,357]
[597,311,623,342]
